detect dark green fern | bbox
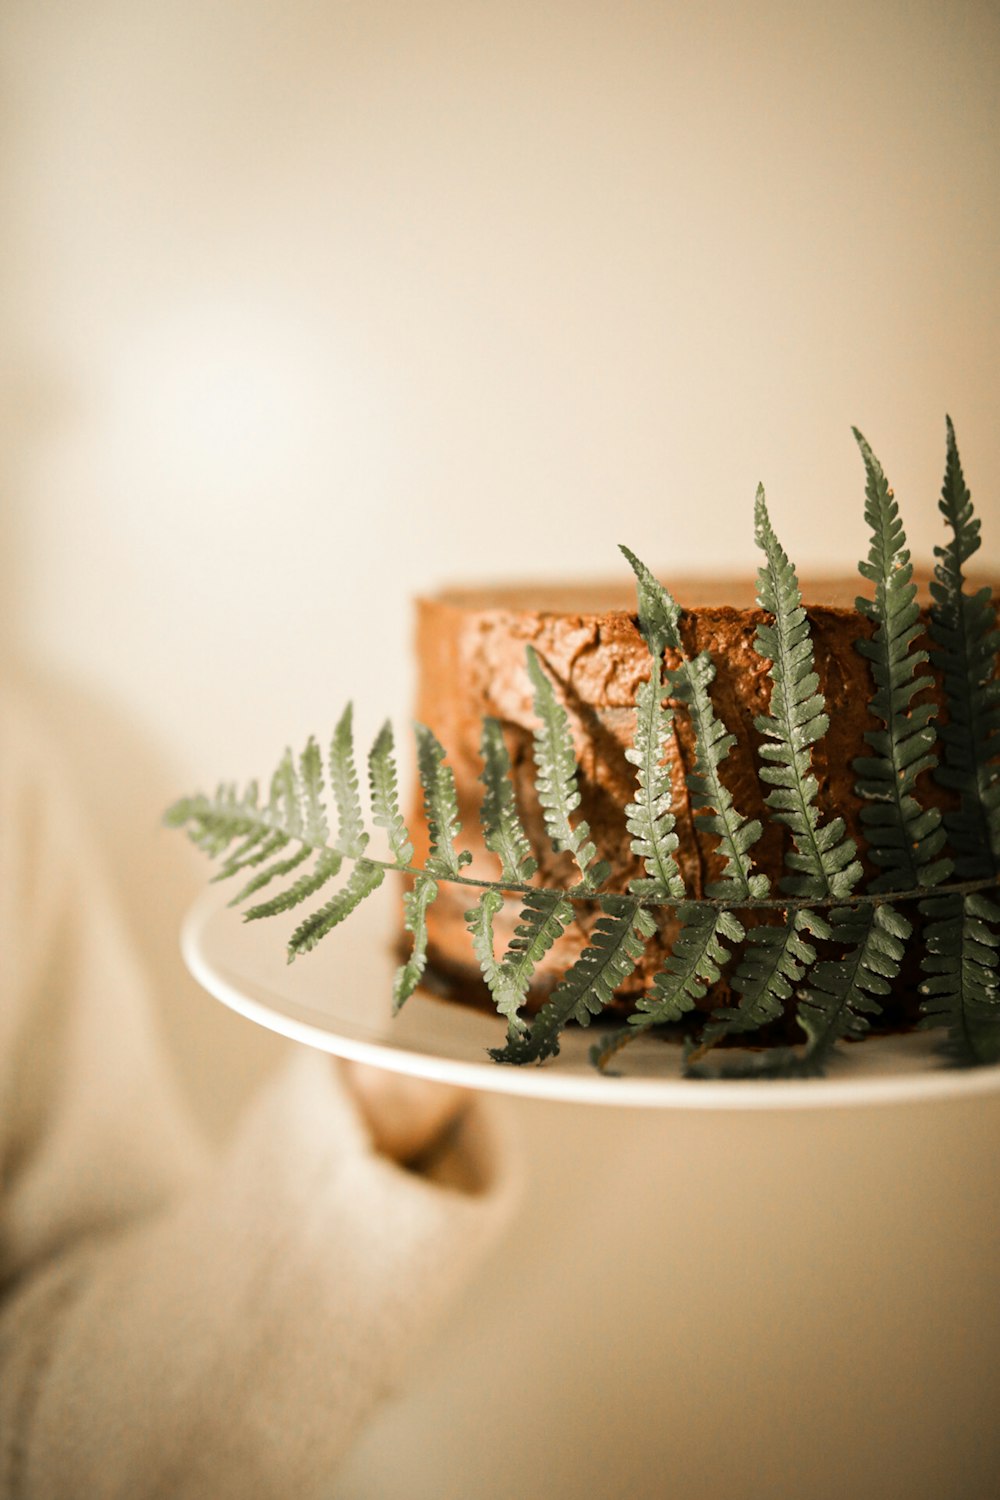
[917,418,1000,1063]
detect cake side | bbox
[408,577,999,1022]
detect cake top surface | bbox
[425,570,979,615]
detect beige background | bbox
[3,2,999,1497]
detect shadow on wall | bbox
[0,339,288,1140]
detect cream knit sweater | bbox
[0,696,515,1499]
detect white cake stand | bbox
[182,884,1000,1111]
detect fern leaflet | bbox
[243,847,344,922]
[465,888,530,1038]
[394,873,437,1012]
[228,844,312,907]
[269,750,303,840]
[212,829,289,882]
[329,706,367,857]
[753,487,862,902]
[621,547,767,902]
[368,721,414,866]
[618,548,684,900]
[713,908,828,1037]
[798,901,909,1053]
[415,723,472,879]
[287,858,385,961]
[488,888,574,1038]
[166,791,263,859]
[919,892,1000,1064]
[928,418,1000,877]
[525,645,610,891]
[591,906,744,1070]
[852,431,949,892]
[479,717,537,883]
[625,662,685,901]
[299,736,329,847]
[492,897,657,1064]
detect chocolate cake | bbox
[409,575,998,1022]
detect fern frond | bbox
[492,896,656,1064]
[687,904,907,1081]
[796,901,909,1060]
[415,722,472,879]
[227,844,312,907]
[165,790,262,859]
[525,645,611,891]
[852,432,950,892]
[243,847,344,922]
[929,418,1000,877]
[497,887,574,1015]
[619,544,679,659]
[328,705,367,858]
[287,858,385,961]
[268,749,303,839]
[393,873,437,1012]
[624,662,685,901]
[919,891,1000,1064]
[753,487,863,902]
[465,887,530,1037]
[299,736,329,847]
[368,721,414,866]
[715,908,829,1036]
[617,548,684,900]
[621,547,767,902]
[591,905,744,1070]
[479,717,537,883]
[667,651,769,900]
[211,829,289,882]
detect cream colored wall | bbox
[3,3,999,1497]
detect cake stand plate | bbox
[182,885,1000,1111]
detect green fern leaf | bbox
[753,487,863,902]
[928,418,1000,877]
[624,662,685,901]
[919,891,1000,1064]
[227,844,313,906]
[165,791,262,860]
[616,548,687,902]
[243,847,343,922]
[465,887,530,1037]
[671,652,769,900]
[715,908,829,1036]
[621,547,767,902]
[211,816,272,868]
[687,904,910,1080]
[329,705,368,858]
[479,717,537,883]
[799,901,909,1050]
[492,897,657,1064]
[619,544,679,659]
[852,431,950,892]
[368,721,414,866]
[525,645,611,891]
[590,905,744,1070]
[268,750,303,839]
[489,888,575,1032]
[287,858,385,961]
[393,873,438,1012]
[299,735,329,847]
[211,829,289,882]
[415,722,472,878]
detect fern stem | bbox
[191,801,1000,912]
